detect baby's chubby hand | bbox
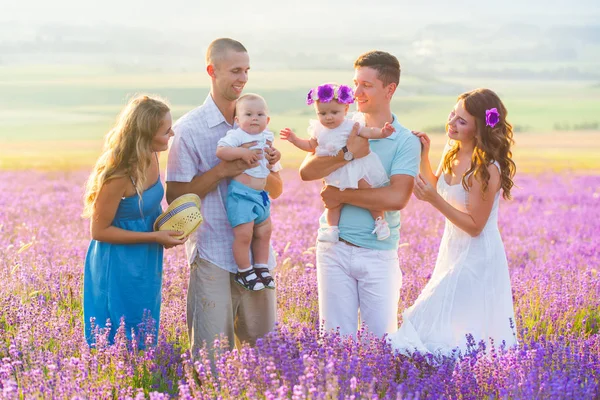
[264,146,281,165]
[241,148,261,165]
[279,128,297,143]
[381,122,395,137]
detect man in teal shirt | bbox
[299,51,421,337]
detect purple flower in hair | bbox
[306,89,315,105]
[317,84,335,103]
[337,85,355,104]
[486,108,500,128]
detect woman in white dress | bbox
[388,88,518,356]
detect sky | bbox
[3,0,599,74]
[4,0,600,33]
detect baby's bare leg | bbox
[252,217,276,289]
[358,179,385,221]
[325,206,342,227]
[318,202,341,242]
[233,222,254,270]
[251,217,272,266]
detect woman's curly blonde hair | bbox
[82,95,169,218]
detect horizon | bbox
[3,0,600,76]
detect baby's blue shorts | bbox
[226,180,271,228]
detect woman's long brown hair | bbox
[442,88,516,199]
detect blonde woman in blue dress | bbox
[82,95,186,347]
[388,88,518,356]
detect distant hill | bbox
[1,0,600,80]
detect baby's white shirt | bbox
[217,127,279,179]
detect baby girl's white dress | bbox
[388,162,517,356]
[309,117,389,190]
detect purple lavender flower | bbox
[1,169,600,397]
[486,108,500,128]
[306,89,314,106]
[337,85,355,104]
[316,84,335,103]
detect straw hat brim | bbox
[153,193,203,240]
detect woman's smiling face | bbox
[447,100,477,143]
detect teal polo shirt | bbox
[318,114,421,250]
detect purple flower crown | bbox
[306,84,355,106]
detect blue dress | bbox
[83,177,164,347]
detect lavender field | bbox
[0,169,599,399]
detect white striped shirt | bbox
[166,94,277,272]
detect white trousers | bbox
[316,240,402,338]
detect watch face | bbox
[344,151,354,161]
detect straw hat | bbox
[153,193,203,240]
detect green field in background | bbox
[1,66,599,171]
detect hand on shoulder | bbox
[412,130,431,155]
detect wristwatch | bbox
[341,146,354,161]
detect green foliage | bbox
[1,66,599,171]
[1,66,599,144]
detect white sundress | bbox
[388,162,518,356]
[309,117,389,190]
